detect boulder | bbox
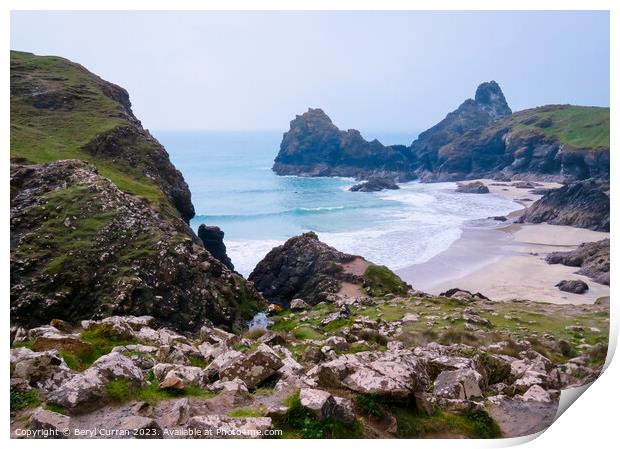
[152,363,209,389]
[485,395,558,437]
[28,407,71,439]
[456,181,489,194]
[308,350,428,399]
[350,177,400,192]
[32,333,92,356]
[289,298,310,311]
[188,415,273,439]
[47,353,144,413]
[10,347,74,395]
[521,385,552,403]
[219,344,283,388]
[555,279,589,294]
[433,368,483,400]
[119,416,163,438]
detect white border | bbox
[2,2,616,449]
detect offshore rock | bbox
[198,224,234,271]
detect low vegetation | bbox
[105,378,215,405]
[10,388,41,413]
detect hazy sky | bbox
[11,11,609,133]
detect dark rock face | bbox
[249,232,363,307]
[349,177,400,192]
[273,81,609,185]
[456,181,489,194]
[555,280,589,294]
[273,108,415,179]
[546,239,609,285]
[432,106,609,182]
[518,180,609,231]
[410,81,512,179]
[10,161,263,332]
[198,225,234,271]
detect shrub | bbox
[10,388,41,413]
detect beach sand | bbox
[397,179,610,305]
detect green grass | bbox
[229,407,266,418]
[10,389,41,413]
[292,326,323,341]
[514,105,609,149]
[278,393,363,439]
[392,407,501,439]
[10,51,172,214]
[44,403,68,415]
[105,378,215,405]
[60,326,138,371]
[187,355,208,368]
[363,265,410,297]
[355,394,385,418]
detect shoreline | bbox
[397,179,610,304]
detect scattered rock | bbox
[555,280,589,294]
[456,181,489,194]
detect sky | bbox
[11,11,609,134]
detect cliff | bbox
[272,82,609,184]
[10,51,263,332]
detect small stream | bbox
[248,312,273,330]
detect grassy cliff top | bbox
[509,105,609,150]
[10,50,188,219]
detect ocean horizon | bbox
[156,130,523,276]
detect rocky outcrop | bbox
[10,160,263,332]
[546,239,609,285]
[273,108,414,179]
[455,181,489,194]
[518,180,609,231]
[273,81,609,185]
[11,51,194,223]
[249,232,361,307]
[198,224,234,271]
[349,177,400,192]
[410,81,512,179]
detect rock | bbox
[159,376,185,390]
[555,280,589,294]
[414,392,435,415]
[350,177,400,192]
[302,347,325,364]
[47,353,144,413]
[10,347,74,395]
[219,344,283,388]
[456,181,489,194]
[485,395,558,437]
[10,160,263,333]
[49,319,74,333]
[433,368,483,400]
[439,288,489,300]
[324,336,349,352]
[521,385,552,403]
[289,298,310,311]
[119,416,163,439]
[519,180,609,232]
[513,181,537,189]
[273,108,414,179]
[28,407,71,439]
[249,232,370,307]
[152,363,208,389]
[32,333,92,356]
[187,415,273,439]
[300,388,333,417]
[198,224,234,271]
[546,239,609,285]
[309,350,429,399]
[160,398,190,427]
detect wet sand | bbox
[397,179,610,305]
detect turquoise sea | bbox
[156,131,522,276]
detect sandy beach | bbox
[397,179,610,304]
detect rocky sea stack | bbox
[273,82,609,184]
[198,224,235,271]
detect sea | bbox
[156,131,522,277]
